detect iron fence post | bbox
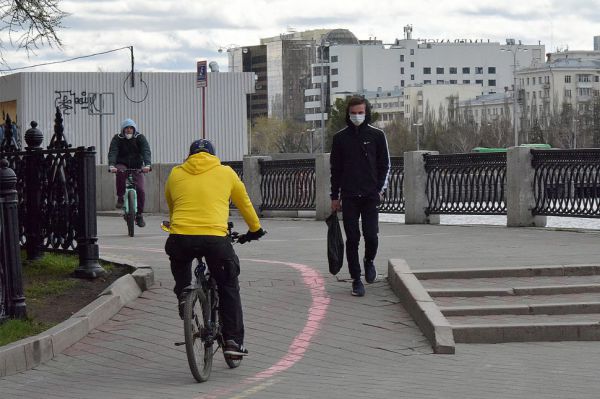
[73,147,105,278]
[24,122,44,260]
[0,158,26,318]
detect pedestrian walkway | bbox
[2,215,600,398]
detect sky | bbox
[0,0,598,74]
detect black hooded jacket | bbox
[330,103,390,200]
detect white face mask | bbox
[125,133,133,140]
[349,114,365,126]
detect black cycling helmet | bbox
[189,139,215,156]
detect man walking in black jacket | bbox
[330,96,390,297]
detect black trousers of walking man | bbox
[341,196,379,280]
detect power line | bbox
[0,46,133,72]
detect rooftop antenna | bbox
[404,25,413,40]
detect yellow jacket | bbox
[165,152,261,236]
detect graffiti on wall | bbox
[54,91,115,116]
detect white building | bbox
[0,71,254,163]
[458,91,513,127]
[404,84,484,123]
[517,50,600,132]
[317,26,544,124]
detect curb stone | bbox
[0,255,154,378]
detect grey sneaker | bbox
[115,197,124,209]
[135,213,146,227]
[351,279,365,297]
[364,258,377,284]
[223,340,248,357]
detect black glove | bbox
[238,228,265,244]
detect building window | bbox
[565,75,571,83]
[462,67,470,74]
[488,67,496,74]
[424,79,431,84]
[400,55,404,62]
[332,81,338,88]
[331,68,338,75]
[475,67,484,74]
[437,79,444,84]
[538,77,542,84]
[410,49,414,55]
[401,67,405,74]
[475,79,483,85]
[450,67,457,74]
[450,80,457,84]
[488,79,496,86]
[330,56,338,62]
[463,79,470,84]
[401,80,404,87]
[565,89,571,97]
[578,74,591,82]
[411,74,414,80]
[410,61,414,67]
[596,76,600,82]
[423,67,431,74]
[436,67,444,74]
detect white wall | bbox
[0,71,253,163]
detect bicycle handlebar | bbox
[160,221,266,244]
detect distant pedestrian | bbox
[330,96,390,297]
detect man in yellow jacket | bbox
[165,139,265,357]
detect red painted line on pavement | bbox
[197,259,330,399]
[101,244,330,397]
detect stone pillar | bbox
[404,150,440,225]
[507,146,547,227]
[243,155,271,215]
[315,153,330,221]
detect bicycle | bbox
[161,220,261,382]
[118,168,142,237]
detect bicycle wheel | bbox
[183,290,213,382]
[126,190,135,237]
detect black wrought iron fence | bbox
[260,159,316,211]
[379,157,405,213]
[532,149,600,217]
[424,152,507,215]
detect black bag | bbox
[325,212,344,275]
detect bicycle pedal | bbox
[174,341,185,346]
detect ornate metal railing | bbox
[532,149,600,217]
[223,160,243,180]
[379,157,404,213]
[260,159,316,211]
[424,152,507,215]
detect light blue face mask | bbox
[349,114,365,126]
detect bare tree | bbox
[0,0,67,58]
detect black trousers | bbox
[341,196,379,280]
[165,234,244,344]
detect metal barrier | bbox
[222,160,243,180]
[424,152,507,215]
[532,149,600,217]
[259,159,316,211]
[379,157,405,213]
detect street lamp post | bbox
[501,45,527,146]
[412,122,423,150]
[318,40,329,153]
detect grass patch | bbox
[0,318,54,346]
[0,252,126,347]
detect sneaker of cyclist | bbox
[164,138,265,357]
[107,118,152,228]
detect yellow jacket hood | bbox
[181,152,220,175]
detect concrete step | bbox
[420,274,600,290]
[440,301,600,316]
[449,313,600,343]
[435,292,600,309]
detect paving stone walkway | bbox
[2,215,600,398]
